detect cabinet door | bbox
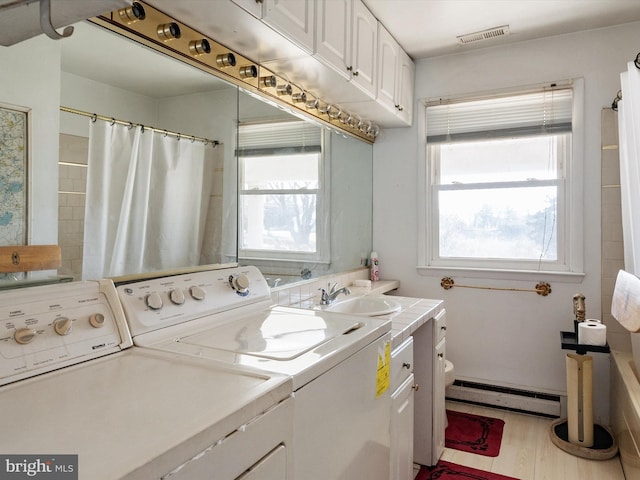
[396,49,415,124]
[391,374,415,480]
[432,339,446,464]
[413,322,434,466]
[351,0,377,98]
[377,23,400,112]
[315,0,351,78]
[231,0,263,18]
[262,0,315,53]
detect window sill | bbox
[416,265,585,283]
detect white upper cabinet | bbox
[377,24,400,111]
[315,0,377,98]
[226,0,414,126]
[262,0,315,53]
[377,24,415,124]
[314,0,352,80]
[396,49,415,124]
[350,0,377,98]
[230,0,263,18]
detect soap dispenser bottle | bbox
[370,251,380,282]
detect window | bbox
[420,82,584,274]
[238,120,329,263]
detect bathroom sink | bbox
[324,295,401,317]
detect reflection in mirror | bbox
[0,16,372,288]
[238,91,373,286]
[58,22,238,280]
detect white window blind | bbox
[427,88,573,143]
[238,120,322,155]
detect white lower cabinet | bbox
[413,310,447,466]
[432,338,446,459]
[390,337,414,480]
[391,373,415,480]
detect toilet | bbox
[444,359,455,429]
[445,359,455,389]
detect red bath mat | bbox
[416,460,519,480]
[445,409,505,457]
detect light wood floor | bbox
[414,400,626,480]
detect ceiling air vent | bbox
[457,25,511,45]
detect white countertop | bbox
[347,279,400,297]
[376,295,444,349]
[348,281,444,350]
[275,276,443,350]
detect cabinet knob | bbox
[441,326,447,331]
[402,362,411,369]
[352,71,359,76]
[412,384,420,391]
[438,353,444,358]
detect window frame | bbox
[417,80,585,279]
[237,124,331,265]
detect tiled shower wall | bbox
[57,133,225,280]
[601,108,630,352]
[58,134,88,280]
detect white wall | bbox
[60,71,159,136]
[373,22,640,423]
[0,36,61,250]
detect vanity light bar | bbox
[94,2,261,90]
[91,1,378,143]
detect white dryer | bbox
[117,265,393,480]
[0,279,292,480]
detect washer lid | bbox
[180,309,365,360]
[0,348,291,480]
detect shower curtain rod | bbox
[60,106,220,146]
[612,52,640,111]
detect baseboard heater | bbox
[446,380,562,418]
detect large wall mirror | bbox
[0,18,372,287]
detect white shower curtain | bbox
[619,61,640,275]
[82,120,220,279]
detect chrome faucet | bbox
[319,283,351,305]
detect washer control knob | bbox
[53,317,73,336]
[189,286,206,301]
[170,288,185,305]
[89,313,106,328]
[14,327,36,345]
[230,274,250,294]
[145,292,163,311]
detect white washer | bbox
[0,279,292,480]
[118,265,393,480]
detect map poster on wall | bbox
[0,103,28,247]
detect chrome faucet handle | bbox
[319,287,330,304]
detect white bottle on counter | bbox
[370,251,380,282]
